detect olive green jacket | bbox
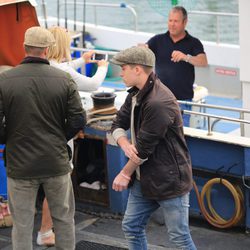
[0,57,86,179]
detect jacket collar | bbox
[21,56,50,65]
[128,72,156,104]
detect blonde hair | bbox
[47,26,72,62]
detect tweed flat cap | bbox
[111,46,155,67]
[24,26,55,48]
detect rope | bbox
[86,106,117,125]
[193,178,244,228]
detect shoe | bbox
[36,229,55,246]
[0,202,13,227]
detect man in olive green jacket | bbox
[0,26,86,250]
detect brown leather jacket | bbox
[111,73,193,200]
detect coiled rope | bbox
[193,178,244,228]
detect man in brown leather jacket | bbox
[111,46,196,250]
[0,26,86,250]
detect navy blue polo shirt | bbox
[147,31,205,100]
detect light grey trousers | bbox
[8,173,75,250]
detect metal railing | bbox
[70,46,117,56]
[39,2,238,44]
[55,1,138,31]
[189,10,239,44]
[178,101,250,136]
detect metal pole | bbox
[216,15,220,43]
[65,0,68,29]
[74,0,76,31]
[82,0,86,48]
[240,111,245,136]
[94,6,97,26]
[41,0,48,28]
[207,117,212,135]
[57,0,60,26]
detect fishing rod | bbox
[82,0,86,48]
[57,0,60,26]
[74,0,76,31]
[72,0,77,59]
[41,0,48,28]
[65,0,68,29]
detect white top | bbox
[50,58,108,92]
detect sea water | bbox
[35,0,238,44]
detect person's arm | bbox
[59,62,108,92]
[171,36,208,67]
[66,57,84,69]
[171,51,208,67]
[184,53,208,67]
[111,93,132,132]
[112,158,138,192]
[112,130,140,165]
[111,93,142,191]
[65,79,87,140]
[66,50,95,69]
[112,132,142,192]
[0,95,6,144]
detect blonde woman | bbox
[36,26,108,246]
[47,26,109,91]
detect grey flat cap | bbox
[111,46,155,67]
[24,26,55,48]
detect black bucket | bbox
[91,92,116,109]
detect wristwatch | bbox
[185,54,192,63]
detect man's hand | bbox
[171,50,186,62]
[74,130,84,139]
[77,130,85,139]
[112,172,130,192]
[121,143,140,165]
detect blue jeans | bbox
[179,101,192,127]
[122,180,196,250]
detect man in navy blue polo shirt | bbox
[147,6,208,126]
